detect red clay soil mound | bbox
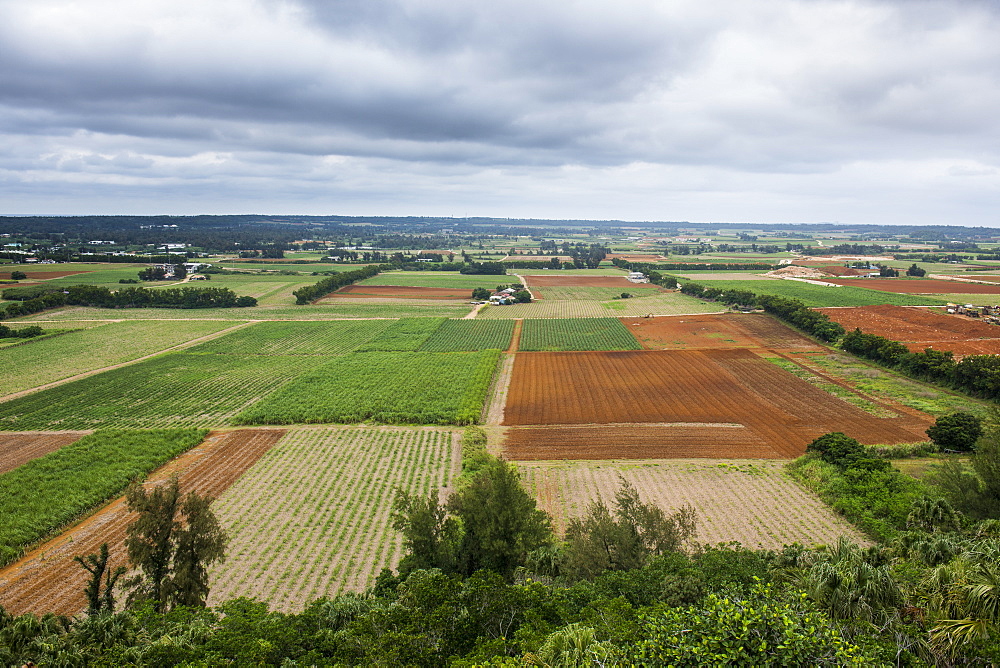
[622,314,823,351]
[334,285,469,299]
[818,278,1000,294]
[502,349,930,460]
[0,432,88,475]
[818,305,1000,342]
[0,428,286,617]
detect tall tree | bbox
[124,476,227,612]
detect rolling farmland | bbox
[207,427,459,611]
[622,313,823,351]
[679,279,948,307]
[519,460,868,549]
[188,320,394,355]
[356,317,447,351]
[476,292,722,318]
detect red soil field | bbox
[817,266,868,276]
[962,275,1000,284]
[334,285,469,299]
[0,428,286,616]
[622,314,823,351]
[502,349,930,459]
[817,305,1000,356]
[0,432,87,475]
[818,278,1000,294]
[605,253,666,262]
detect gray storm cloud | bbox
[0,0,998,223]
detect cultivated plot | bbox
[0,432,86,475]
[503,349,931,459]
[678,279,947,307]
[207,427,459,612]
[235,350,502,425]
[476,293,722,319]
[519,318,642,351]
[0,353,319,430]
[335,285,471,299]
[818,278,1000,294]
[359,272,509,289]
[623,313,823,351]
[0,320,236,397]
[817,305,1000,356]
[518,460,868,549]
[0,429,284,616]
[418,319,515,352]
[20,302,474,321]
[189,320,394,356]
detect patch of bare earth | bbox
[517,459,869,549]
[0,432,89,474]
[0,429,285,616]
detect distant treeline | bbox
[0,285,256,320]
[677,281,845,342]
[293,265,383,304]
[841,329,1000,402]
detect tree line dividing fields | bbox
[675,278,947,308]
[207,427,459,611]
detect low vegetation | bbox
[355,317,447,351]
[418,319,515,352]
[0,429,206,566]
[188,320,393,356]
[519,317,642,351]
[234,350,502,425]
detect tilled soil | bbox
[622,313,823,351]
[0,428,285,616]
[0,432,88,474]
[817,278,1000,294]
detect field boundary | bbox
[0,321,258,403]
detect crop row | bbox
[418,319,515,352]
[355,318,448,351]
[234,350,503,425]
[360,271,510,289]
[189,320,394,356]
[208,427,457,610]
[0,353,320,431]
[0,428,207,566]
[518,318,642,351]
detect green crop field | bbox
[519,318,642,351]
[683,279,948,307]
[44,266,154,287]
[513,268,628,276]
[19,302,475,321]
[188,320,394,356]
[207,427,458,610]
[355,318,447,351]
[477,292,722,319]
[235,350,502,425]
[359,272,511,289]
[0,353,319,430]
[532,285,661,301]
[0,320,236,396]
[0,429,206,566]
[418,319,515,352]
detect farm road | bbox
[0,321,258,403]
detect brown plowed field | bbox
[605,253,666,262]
[0,428,285,616]
[818,278,1000,294]
[505,424,782,459]
[622,314,823,351]
[818,305,1000,356]
[524,275,643,288]
[964,275,1000,283]
[0,432,88,474]
[333,285,468,299]
[503,350,930,459]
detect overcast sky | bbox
[1,0,999,225]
